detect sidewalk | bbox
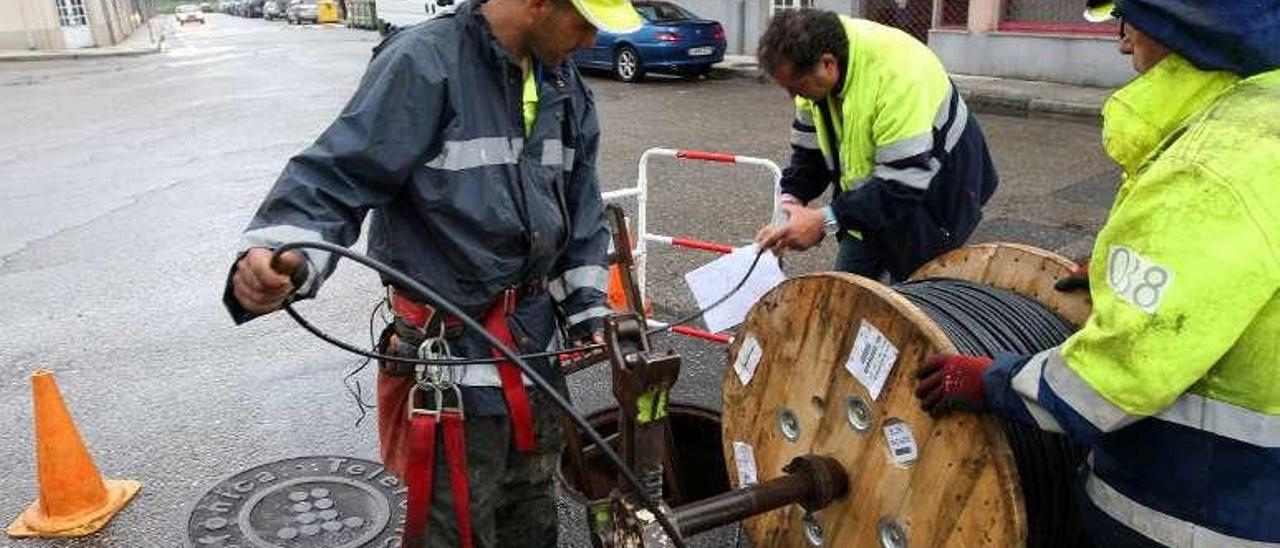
[714,54,1112,123]
[0,18,168,62]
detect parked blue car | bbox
[572,1,726,82]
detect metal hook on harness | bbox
[410,319,465,420]
[416,320,458,385]
[407,380,444,420]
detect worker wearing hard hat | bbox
[917,1,1280,546]
[224,0,641,545]
[753,9,999,282]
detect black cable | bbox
[282,245,770,368]
[274,241,688,547]
[895,278,1093,548]
[646,246,768,335]
[283,305,604,366]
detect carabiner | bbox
[407,380,444,420]
[416,324,456,385]
[440,382,465,418]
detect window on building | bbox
[940,0,969,28]
[771,0,814,15]
[1001,0,1118,34]
[863,0,933,43]
[55,0,89,27]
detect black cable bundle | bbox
[895,278,1093,548]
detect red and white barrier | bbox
[601,147,784,345]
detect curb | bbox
[711,64,763,82]
[713,63,1102,123]
[0,35,164,62]
[959,88,1101,123]
[1026,98,1101,122]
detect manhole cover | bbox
[187,456,407,548]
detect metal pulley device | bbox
[587,310,850,547]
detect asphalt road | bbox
[0,14,1119,548]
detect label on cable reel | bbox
[732,441,759,487]
[732,334,763,387]
[845,320,900,400]
[882,420,919,467]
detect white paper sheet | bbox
[683,245,786,334]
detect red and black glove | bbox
[1053,258,1090,292]
[914,354,993,414]
[559,331,606,372]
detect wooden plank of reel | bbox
[720,243,1090,547]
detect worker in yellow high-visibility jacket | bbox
[753,9,998,281]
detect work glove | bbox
[560,331,606,371]
[914,354,992,414]
[1053,258,1089,292]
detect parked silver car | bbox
[263,0,285,20]
[175,4,206,24]
[286,0,317,24]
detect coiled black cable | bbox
[274,241,688,547]
[895,278,1093,548]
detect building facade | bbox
[684,0,1132,87]
[929,0,1133,87]
[1,0,145,51]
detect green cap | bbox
[569,0,643,34]
[1084,0,1116,22]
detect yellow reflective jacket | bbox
[1071,55,1279,417]
[985,55,1280,543]
[801,17,950,191]
[782,16,997,278]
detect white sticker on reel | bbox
[845,320,900,400]
[732,335,763,387]
[882,419,919,467]
[732,441,759,487]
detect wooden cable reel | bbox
[720,243,1091,547]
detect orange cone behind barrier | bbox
[606,263,629,312]
[606,263,654,316]
[6,369,140,538]
[606,213,653,316]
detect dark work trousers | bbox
[835,235,893,282]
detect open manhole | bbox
[186,456,407,548]
[557,403,730,506]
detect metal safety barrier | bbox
[601,148,784,344]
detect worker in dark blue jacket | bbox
[222,0,644,545]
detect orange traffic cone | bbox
[6,369,141,538]
[606,264,654,316]
[606,213,653,316]
[606,263,629,312]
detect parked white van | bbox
[376,0,456,35]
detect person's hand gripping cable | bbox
[232,247,309,314]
